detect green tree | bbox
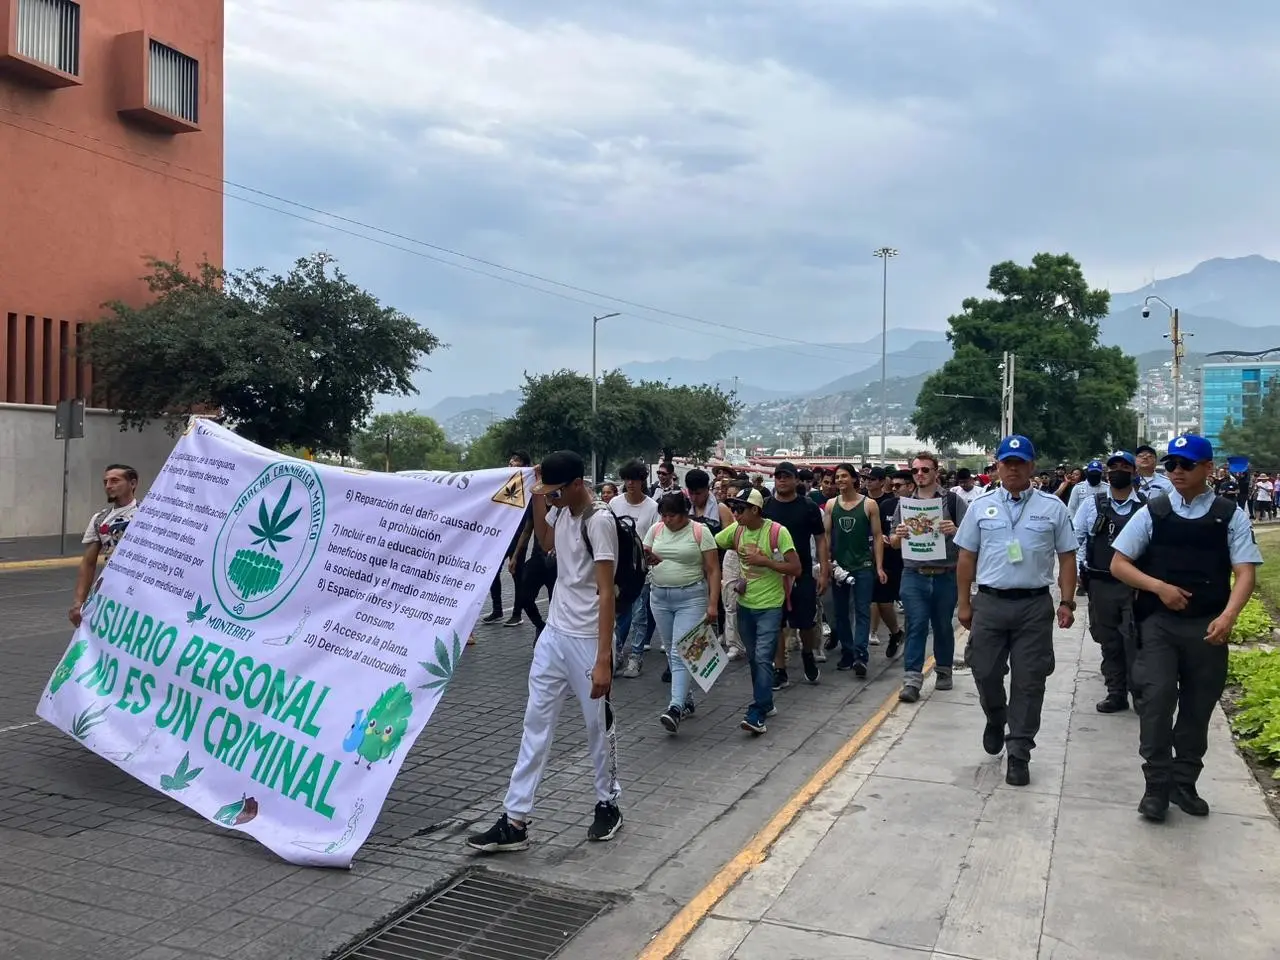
[911,253,1138,462]
[82,254,440,453]
[1219,375,1280,468]
[464,422,518,469]
[352,411,462,471]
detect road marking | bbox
[0,720,41,735]
[0,557,81,572]
[635,656,936,960]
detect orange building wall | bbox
[0,0,224,404]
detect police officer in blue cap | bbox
[956,435,1079,786]
[1110,434,1264,822]
[1074,451,1147,713]
[1067,458,1106,517]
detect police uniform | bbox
[1074,456,1146,712]
[955,435,1078,783]
[1110,435,1264,818]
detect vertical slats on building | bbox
[149,40,199,124]
[15,0,80,76]
[0,314,88,405]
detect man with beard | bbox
[69,464,140,627]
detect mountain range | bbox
[428,256,1280,441]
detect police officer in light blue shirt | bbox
[1067,459,1106,517]
[955,435,1079,788]
[1074,451,1147,713]
[1110,434,1264,824]
[1134,444,1175,497]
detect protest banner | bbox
[675,621,727,693]
[899,497,947,562]
[36,418,531,867]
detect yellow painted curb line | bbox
[0,556,81,572]
[636,655,937,960]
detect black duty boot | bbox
[1170,783,1210,816]
[1095,694,1129,713]
[983,716,1006,756]
[1138,786,1170,822]
[1005,756,1030,786]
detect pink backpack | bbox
[732,520,793,610]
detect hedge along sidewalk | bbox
[1255,526,1280,615]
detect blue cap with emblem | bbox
[1106,450,1137,467]
[996,435,1035,462]
[1162,434,1213,463]
[1086,459,1103,471]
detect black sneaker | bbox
[481,611,504,624]
[1096,695,1128,713]
[801,650,820,684]
[503,614,524,627]
[885,631,903,659]
[659,706,681,734]
[661,667,672,683]
[466,814,529,853]
[681,701,696,718]
[1006,756,1030,787]
[587,801,623,841]
[741,706,767,735]
[837,655,855,671]
[773,669,791,691]
[983,717,1005,755]
[854,662,868,679]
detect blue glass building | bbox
[1200,361,1280,453]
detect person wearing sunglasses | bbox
[1109,435,1264,824]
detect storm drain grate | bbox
[336,871,613,960]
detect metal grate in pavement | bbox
[335,871,613,960]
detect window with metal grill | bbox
[148,39,199,124]
[15,0,80,76]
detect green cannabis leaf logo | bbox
[159,752,204,792]
[70,704,110,740]
[248,480,302,553]
[186,596,211,624]
[419,632,464,692]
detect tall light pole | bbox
[873,247,898,462]
[591,312,621,483]
[1143,295,1191,438]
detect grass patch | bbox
[1227,648,1280,779]
[1256,526,1280,614]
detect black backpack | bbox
[582,505,648,610]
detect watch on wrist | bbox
[1059,599,1076,611]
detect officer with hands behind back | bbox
[1109,435,1264,823]
[1074,451,1146,714]
[955,435,1078,788]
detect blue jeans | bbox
[738,605,784,714]
[900,568,958,686]
[834,571,875,665]
[615,583,650,657]
[650,581,708,710]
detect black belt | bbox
[977,585,1050,600]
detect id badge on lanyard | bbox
[1004,498,1028,564]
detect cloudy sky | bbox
[222,0,1280,406]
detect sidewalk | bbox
[0,535,78,567]
[675,602,1280,960]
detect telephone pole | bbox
[999,351,1017,436]
[1144,296,1191,438]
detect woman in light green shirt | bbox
[643,492,721,734]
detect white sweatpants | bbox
[503,624,621,821]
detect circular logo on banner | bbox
[985,505,999,518]
[1174,437,1187,448]
[214,462,326,621]
[1009,439,1021,449]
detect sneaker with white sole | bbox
[466,814,529,853]
[587,801,623,841]
[621,655,643,679]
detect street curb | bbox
[635,655,937,960]
[0,556,81,572]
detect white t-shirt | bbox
[82,500,139,558]
[951,484,985,505]
[609,494,660,533]
[1255,480,1273,503]
[548,505,619,637]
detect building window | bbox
[148,39,198,124]
[15,0,80,76]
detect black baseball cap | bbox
[532,450,585,494]
[1135,444,1157,456]
[775,461,798,477]
[867,467,887,481]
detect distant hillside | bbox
[1110,255,1280,327]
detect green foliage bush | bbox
[1232,596,1275,642]
[1227,648,1280,778]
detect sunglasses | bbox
[729,504,745,513]
[911,466,934,474]
[1163,457,1201,472]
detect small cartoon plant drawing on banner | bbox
[230,480,302,597]
[214,795,259,826]
[159,752,204,792]
[186,596,211,624]
[70,704,109,740]
[419,633,464,693]
[48,639,88,697]
[348,683,413,769]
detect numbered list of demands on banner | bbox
[306,483,508,675]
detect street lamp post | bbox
[1143,295,1191,438]
[873,247,898,462]
[591,312,621,483]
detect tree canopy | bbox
[352,411,463,472]
[1218,374,1280,468]
[82,254,441,453]
[486,369,740,475]
[911,253,1138,462]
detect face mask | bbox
[1086,471,1103,484]
[1109,471,1133,490]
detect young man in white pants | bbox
[468,450,623,852]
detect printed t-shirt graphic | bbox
[714,521,796,609]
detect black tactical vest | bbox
[1134,494,1236,621]
[1086,492,1146,579]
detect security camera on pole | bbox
[1143,296,1193,438]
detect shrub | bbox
[1227,648,1280,778]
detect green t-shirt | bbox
[714,520,796,610]
[828,496,872,570]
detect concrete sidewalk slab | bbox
[677,600,1280,960]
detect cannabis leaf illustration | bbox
[159,752,204,792]
[248,481,302,553]
[186,596,211,624]
[418,632,464,692]
[71,704,110,740]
